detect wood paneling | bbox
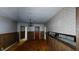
[0,35,3,50]
[0,32,19,50]
[27,31,44,40]
[27,32,34,40]
[40,31,44,39]
[46,34,75,51]
[76,8,79,50]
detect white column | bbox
[25,27,27,40]
[44,26,46,40]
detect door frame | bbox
[19,26,25,42]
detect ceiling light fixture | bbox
[28,16,33,27]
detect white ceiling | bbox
[0,7,62,23]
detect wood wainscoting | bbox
[46,32,75,51]
[27,31,34,40]
[40,31,44,39]
[47,37,75,51]
[0,32,19,50]
[27,31,44,40]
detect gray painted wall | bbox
[0,16,17,34]
[46,7,76,35]
[17,22,45,32]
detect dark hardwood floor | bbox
[8,39,49,51]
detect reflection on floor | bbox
[7,38,26,51]
[7,39,49,51]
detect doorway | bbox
[35,26,40,40]
[19,26,26,43]
[20,26,25,39]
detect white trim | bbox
[3,42,17,51]
[25,26,27,40]
[44,26,46,40]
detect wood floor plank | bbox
[7,39,49,51]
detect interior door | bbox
[35,26,40,40]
